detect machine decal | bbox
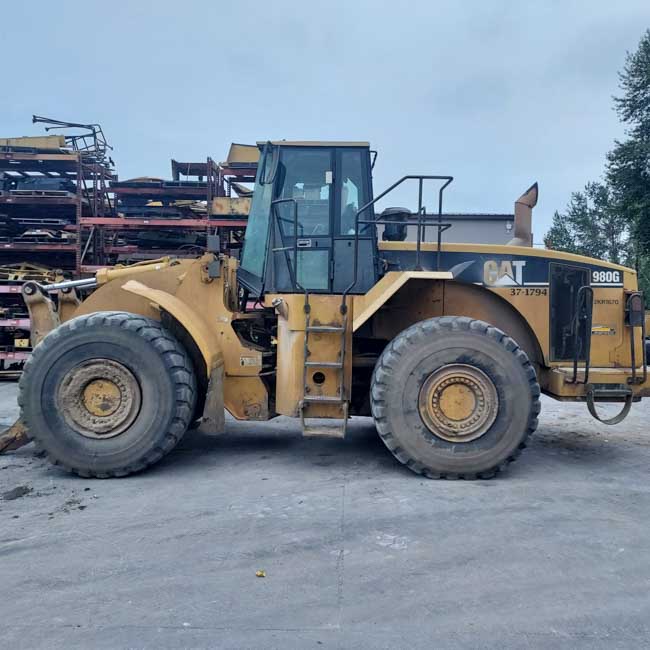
[591,269,622,286]
[592,325,617,336]
[508,287,548,297]
[483,260,527,287]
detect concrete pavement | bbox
[1,381,650,649]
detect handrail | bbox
[270,175,455,300]
[626,291,648,386]
[271,197,303,293]
[343,175,454,300]
[567,285,594,385]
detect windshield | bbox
[240,148,274,279]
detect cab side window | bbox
[276,148,331,236]
[338,150,370,235]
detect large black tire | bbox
[19,311,196,478]
[371,316,540,479]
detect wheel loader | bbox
[2,141,649,478]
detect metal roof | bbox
[256,140,370,148]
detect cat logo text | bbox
[483,260,527,287]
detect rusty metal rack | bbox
[0,149,82,270]
[79,152,256,271]
[0,117,116,375]
[0,116,117,274]
[0,131,258,374]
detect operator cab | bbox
[238,141,378,296]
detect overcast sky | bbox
[2,0,649,241]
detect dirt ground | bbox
[1,380,650,649]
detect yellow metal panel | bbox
[226,143,260,164]
[224,376,269,420]
[481,286,550,364]
[272,295,351,418]
[95,258,175,285]
[370,280,444,341]
[210,197,251,216]
[73,263,184,324]
[352,271,452,331]
[23,290,59,347]
[0,135,66,149]
[275,318,304,416]
[2,152,78,163]
[173,264,263,379]
[589,288,625,366]
[544,367,650,398]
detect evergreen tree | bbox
[546,29,650,296]
[545,182,628,264]
[544,210,575,252]
[607,29,650,259]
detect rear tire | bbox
[371,316,540,479]
[19,311,196,478]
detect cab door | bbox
[332,147,377,293]
[272,147,334,292]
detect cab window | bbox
[337,149,370,235]
[275,148,332,236]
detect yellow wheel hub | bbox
[437,383,477,422]
[82,379,122,417]
[418,364,498,443]
[58,359,142,439]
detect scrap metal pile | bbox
[0,134,80,259]
[0,117,258,375]
[0,263,62,377]
[0,117,115,271]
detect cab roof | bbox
[256,140,370,148]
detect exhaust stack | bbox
[508,182,538,247]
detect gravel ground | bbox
[1,380,650,649]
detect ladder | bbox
[299,297,349,438]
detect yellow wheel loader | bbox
[5,141,649,478]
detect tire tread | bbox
[370,316,541,480]
[19,311,196,478]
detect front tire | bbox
[19,311,196,478]
[371,316,540,479]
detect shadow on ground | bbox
[140,413,632,480]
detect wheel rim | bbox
[58,359,142,439]
[418,363,498,443]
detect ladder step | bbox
[305,360,343,368]
[302,425,346,439]
[588,386,632,400]
[306,325,344,333]
[303,395,344,403]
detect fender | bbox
[121,279,226,434]
[121,279,224,375]
[365,278,545,368]
[353,271,453,331]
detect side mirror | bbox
[259,142,279,186]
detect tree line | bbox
[545,29,650,298]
